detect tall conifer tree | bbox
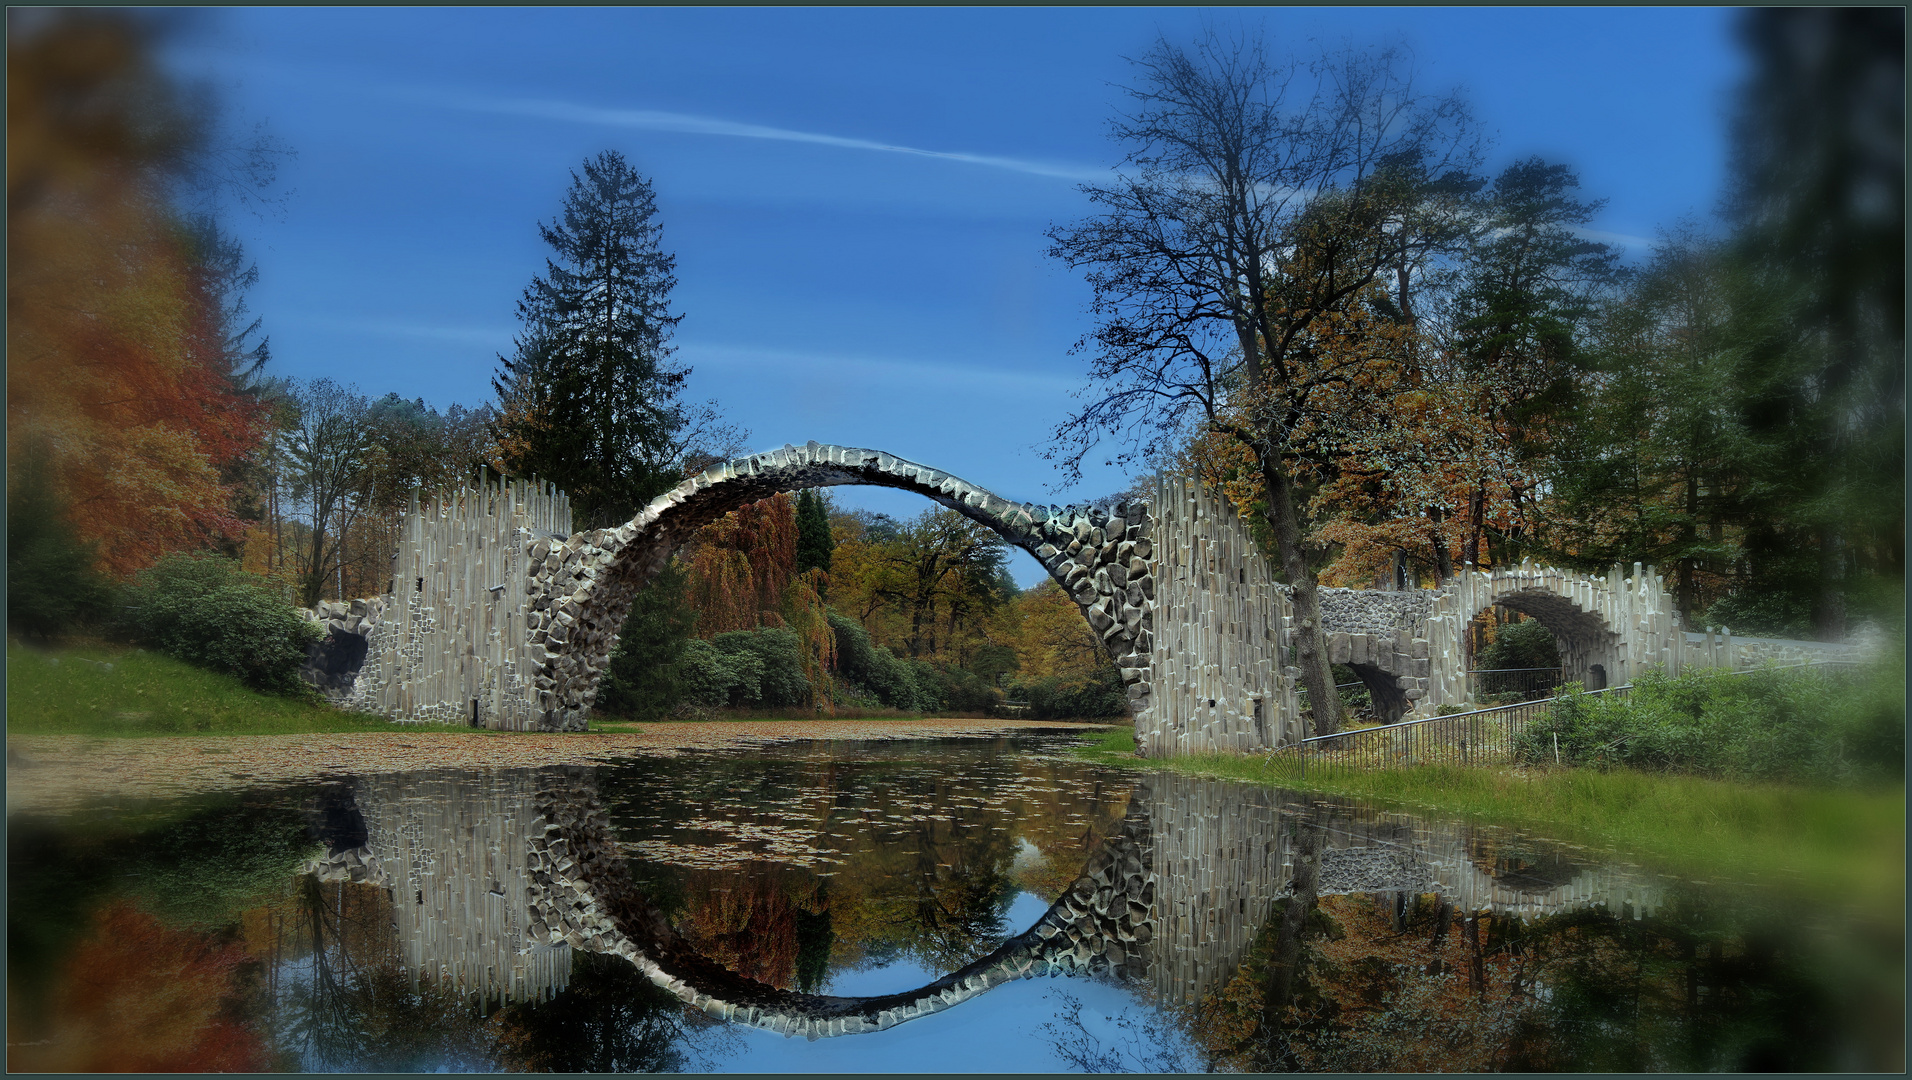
[494,150,685,528]
[795,489,834,576]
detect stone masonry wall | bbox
[1136,474,1299,756]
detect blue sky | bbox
[166,8,1745,586]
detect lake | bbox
[6,732,1902,1071]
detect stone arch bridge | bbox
[332,443,1744,753]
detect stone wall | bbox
[341,475,572,728]
[1136,474,1299,756]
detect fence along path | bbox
[1266,659,1863,779]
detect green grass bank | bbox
[6,640,442,737]
[1074,725,1905,922]
[5,640,1059,737]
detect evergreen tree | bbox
[1719,7,1904,638]
[595,559,697,720]
[794,489,833,576]
[493,150,685,528]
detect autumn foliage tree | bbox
[7,11,276,585]
[1047,32,1477,734]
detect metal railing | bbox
[1264,659,1864,780]
[1465,667,1563,703]
[1265,688,1628,781]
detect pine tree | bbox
[493,150,685,528]
[595,559,697,720]
[795,489,834,576]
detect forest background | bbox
[7,8,1901,723]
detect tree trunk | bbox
[1261,458,1344,736]
[1465,911,1486,997]
[1461,488,1481,569]
[1262,811,1323,1042]
[1815,527,1846,642]
[1425,506,1454,582]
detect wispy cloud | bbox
[400,87,1109,183]
[682,341,1079,393]
[280,314,516,348]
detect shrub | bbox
[1515,662,1905,785]
[6,469,116,639]
[121,553,319,696]
[678,627,812,709]
[678,637,760,708]
[1006,667,1129,720]
[596,561,696,720]
[714,627,811,708]
[827,612,931,712]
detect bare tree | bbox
[1046,30,1478,734]
[286,378,370,606]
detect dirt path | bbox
[4,719,1114,816]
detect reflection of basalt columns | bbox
[348,770,575,1003]
[1129,772,1668,1006]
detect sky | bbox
[164,8,1746,586]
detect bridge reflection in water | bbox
[309,765,1664,1038]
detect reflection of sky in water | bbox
[820,891,1052,998]
[727,891,1196,1073]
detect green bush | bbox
[1006,667,1130,720]
[1515,662,1905,785]
[715,627,811,707]
[678,627,812,709]
[913,662,1001,715]
[678,637,756,708]
[827,612,932,712]
[121,552,319,695]
[596,561,696,720]
[6,470,116,639]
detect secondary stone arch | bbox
[522,443,1158,730]
[1469,589,1619,690]
[1420,563,1676,707]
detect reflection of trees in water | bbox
[489,952,739,1073]
[675,866,815,988]
[1184,888,1889,1072]
[267,876,494,1071]
[908,853,1015,971]
[7,900,269,1073]
[1038,989,1201,1074]
[597,747,1131,984]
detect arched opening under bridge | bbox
[525,444,1157,730]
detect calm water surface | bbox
[7,733,1902,1072]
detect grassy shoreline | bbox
[1073,726,1905,921]
[5,639,1109,738]
[6,641,413,737]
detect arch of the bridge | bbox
[1464,585,1620,689]
[520,443,1158,730]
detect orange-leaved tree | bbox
[7,12,273,577]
